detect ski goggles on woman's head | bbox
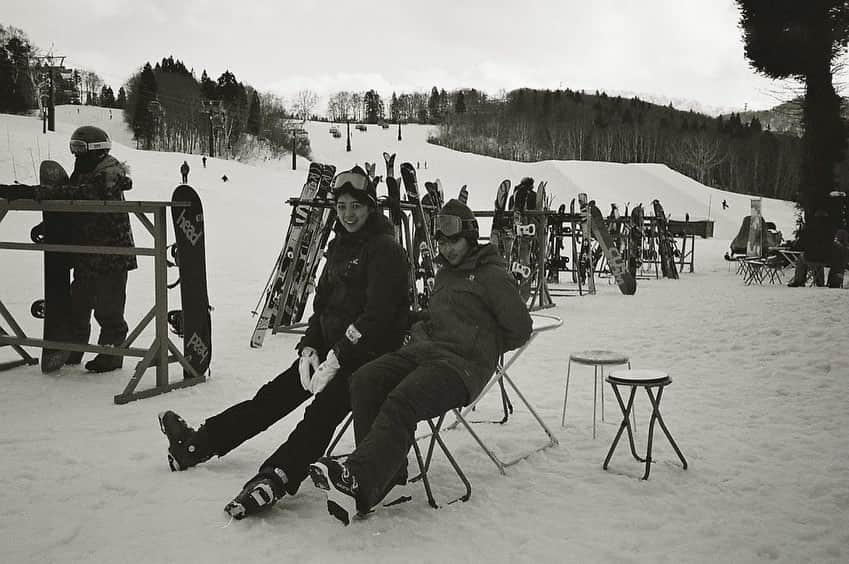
[69,139,111,155]
[331,171,371,193]
[434,214,478,238]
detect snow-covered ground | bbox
[1,108,846,564]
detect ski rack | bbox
[0,199,207,404]
[542,209,595,297]
[583,213,696,279]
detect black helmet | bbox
[70,126,111,156]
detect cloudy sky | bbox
[8,0,841,114]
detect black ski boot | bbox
[84,353,123,373]
[224,468,287,520]
[158,411,212,471]
[65,351,84,365]
[309,457,361,526]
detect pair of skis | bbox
[250,162,335,348]
[400,162,438,309]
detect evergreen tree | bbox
[247,89,262,135]
[200,69,218,100]
[428,86,440,122]
[390,92,399,121]
[130,62,159,148]
[737,0,849,220]
[0,28,35,113]
[115,87,126,109]
[363,89,383,123]
[455,91,466,114]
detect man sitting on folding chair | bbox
[309,198,533,525]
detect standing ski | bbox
[289,163,337,324]
[400,162,436,308]
[458,185,469,205]
[250,162,323,347]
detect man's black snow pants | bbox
[203,357,352,494]
[345,351,468,511]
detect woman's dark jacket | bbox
[298,211,411,369]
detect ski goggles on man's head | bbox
[69,139,111,155]
[331,171,371,193]
[434,214,478,238]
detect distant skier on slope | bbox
[158,166,411,520]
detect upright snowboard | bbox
[38,160,73,373]
[171,185,212,379]
[588,203,637,295]
[489,179,512,261]
[652,199,679,279]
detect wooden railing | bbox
[0,199,207,404]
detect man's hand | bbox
[309,350,340,395]
[298,346,320,391]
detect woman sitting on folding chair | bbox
[309,198,533,525]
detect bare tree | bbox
[671,135,727,184]
[292,89,318,121]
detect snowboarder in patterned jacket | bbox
[309,198,533,525]
[157,165,412,520]
[0,125,136,372]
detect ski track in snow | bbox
[1,107,847,564]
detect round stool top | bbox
[570,350,630,365]
[607,369,670,386]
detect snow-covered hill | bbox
[0,108,845,564]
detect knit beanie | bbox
[437,198,479,244]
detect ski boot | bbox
[224,468,287,520]
[84,353,123,373]
[158,411,211,471]
[65,351,84,365]
[309,457,361,526]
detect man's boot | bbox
[84,353,123,373]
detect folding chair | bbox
[444,313,562,474]
[326,411,471,509]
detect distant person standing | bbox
[202,156,207,168]
[722,199,728,210]
[180,160,190,184]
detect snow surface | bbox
[1,108,847,564]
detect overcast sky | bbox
[8,0,844,114]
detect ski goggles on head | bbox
[434,214,478,238]
[331,171,371,193]
[69,139,111,155]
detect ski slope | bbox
[0,108,846,564]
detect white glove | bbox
[309,349,340,395]
[298,347,320,391]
